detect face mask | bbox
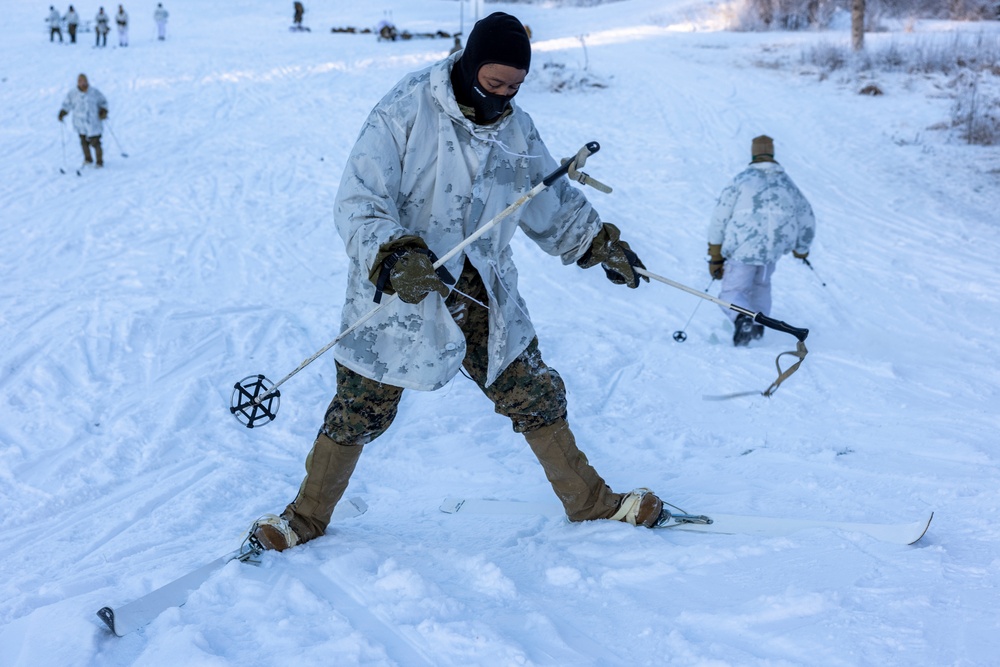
[470,82,513,124]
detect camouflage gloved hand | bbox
[793,250,809,260]
[577,223,649,289]
[370,236,452,305]
[58,109,68,122]
[708,243,725,279]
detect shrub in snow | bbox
[725,0,999,31]
[536,61,611,92]
[950,69,1000,144]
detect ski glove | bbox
[370,236,454,305]
[577,223,648,289]
[708,243,725,279]
[793,250,809,260]
[98,108,108,120]
[58,109,67,122]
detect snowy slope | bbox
[1,0,999,665]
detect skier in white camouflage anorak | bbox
[154,3,168,40]
[707,135,816,346]
[58,73,109,168]
[115,4,128,47]
[47,6,63,42]
[250,11,666,553]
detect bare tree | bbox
[852,0,865,51]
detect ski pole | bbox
[231,141,605,428]
[635,267,809,342]
[672,278,714,342]
[801,257,826,287]
[58,121,68,174]
[105,119,129,157]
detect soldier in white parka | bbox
[58,74,109,167]
[707,135,816,346]
[250,12,666,553]
[154,3,168,40]
[115,4,128,47]
[47,6,63,42]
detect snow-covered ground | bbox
[2,0,999,664]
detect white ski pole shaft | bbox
[636,267,809,342]
[59,121,68,173]
[252,141,602,404]
[105,119,128,157]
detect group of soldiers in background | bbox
[46,3,168,46]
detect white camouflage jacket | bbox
[708,161,815,265]
[60,87,108,137]
[332,51,602,391]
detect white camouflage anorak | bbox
[60,86,108,137]
[708,161,815,265]
[332,51,602,391]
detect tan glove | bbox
[98,108,108,120]
[708,243,725,279]
[58,109,68,122]
[576,223,648,289]
[793,250,809,260]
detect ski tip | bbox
[908,512,934,545]
[439,498,465,514]
[346,496,368,515]
[96,606,120,635]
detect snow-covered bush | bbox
[799,33,1000,144]
[950,69,1000,144]
[725,0,998,31]
[534,61,611,92]
[802,32,1000,73]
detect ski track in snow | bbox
[2,0,1000,665]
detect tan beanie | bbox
[751,135,774,161]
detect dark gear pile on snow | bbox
[450,12,531,124]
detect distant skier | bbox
[115,4,128,47]
[707,135,816,346]
[248,11,664,554]
[154,3,168,40]
[58,73,109,168]
[47,6,63,42]
[64,5,79,43]
[94,7,110,47]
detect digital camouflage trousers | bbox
[282,260,585,540]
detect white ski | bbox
[96,497,368,636]
[440,498,933,546]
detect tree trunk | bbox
[851,0,865,51]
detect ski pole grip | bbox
[753,313,809,342]
[543,141,600,186]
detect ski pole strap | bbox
[762,340,808,398]
[562,144,612,193]
[702,340,809,401]
[544,141,600,186]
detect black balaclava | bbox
[450,12,531,124]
